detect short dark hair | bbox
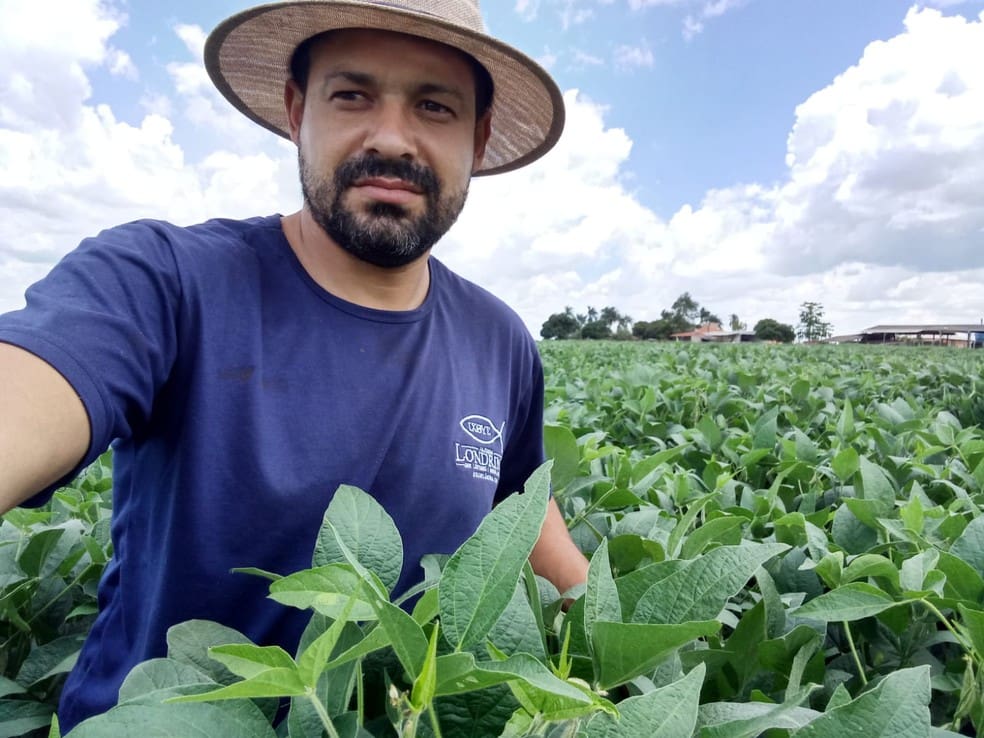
[289,31,495,118]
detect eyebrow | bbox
[320,70,468,107]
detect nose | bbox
[362,99,418,161]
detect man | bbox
[0,0,588,730]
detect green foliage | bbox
[755,318,796,343]
[797,302,832,342]
[11,342,984,736]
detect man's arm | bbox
[529,497,589,596]
[0,342,91,513]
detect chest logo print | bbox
[454,414,505,485]
[459,415,505,447]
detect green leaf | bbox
[118,659,218,704]
[841,554,900,591]
[68,702,278,737]
[900,549,940,594]
[0,700,54,738]
[373,599,428,682]
[267,564,379,621]
[16,527,65,578]
[793,583,904,622]
[793,666,931,738]
[957,605,984,658]
[439,464,551,650]
[487,578,546,660]
[951,516,984,576]
[939,552,984,603]
[680,517,745,559]
[15,635,83,686]
[831,503,878,554]
[580,663,705,738]
[632,543,789,624]
[0,679,24,700]
[166,621,254,686]
[313,485,403,595]
[168,667,306,702]
[831,447,859,482]
[858,457,896,512]
[207,644,296,680]
[433,651,597,707]
[584,539,621,656]
[410,621,440,711]
[697,696,821,737]
[752,408,778,450]
[544,424,580,491]
[592,620,720,689]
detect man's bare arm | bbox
[529,497,590,596]
[0,342,90,513]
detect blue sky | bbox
[2,0,984,336]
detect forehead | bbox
[307,28,477,87]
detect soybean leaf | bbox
[793,665,931,738]
[166,621,254,686]
[632,543,789,625]
[584,539,621,656]
[0,700,54,738]
[207,644,296,680]
[858,457,896,512]
[793,583,905,622]
[268,564,380,621]
[118,659,218,704]
[313,485,403,595]
[0,678,24,700]
[697,695,821,737]
[593,620,720,689]
[372,599,428,682]
[831,447,859,482]
[579,663,704,738]
[168,667,306,702]
[488,578,546,660]
[15,634,84,686]
[951,516,984,576]
[439,464,551,651]
[545,424,580,492]
[68,702,277,737]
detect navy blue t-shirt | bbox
[0,215,545,730]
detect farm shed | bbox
[858,324,984,348]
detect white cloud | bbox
[613,42,655,70]
[571,49,606,68]
[515,0,540,21]
[0,6,299,312]
[3,3,984,342]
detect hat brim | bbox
[204,1,565,176]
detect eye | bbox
[329,90,369,104]
[419,99,455,117]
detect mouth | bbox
[350,176,425,207]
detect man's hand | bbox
[0,342,90,513]
[529,497,590,600]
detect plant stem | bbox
[427,705,444,738]
[356,661,365,725]
[842,620,868,687]
[920,599,974,654]
[306,690,341,738]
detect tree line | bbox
[540,293,833,343]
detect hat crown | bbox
[363,0,485,31]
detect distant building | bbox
[850,324,984,348]
[671,322,758,343]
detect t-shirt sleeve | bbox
[493,343,547,505]
[0,221,183,504]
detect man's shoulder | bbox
[430,259,533,343]
[97,214,281,250]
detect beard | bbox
[299,150,469,268]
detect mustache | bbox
[334,155,440,195]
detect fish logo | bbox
[459,415,505,447]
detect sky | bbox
[2,0,984,338]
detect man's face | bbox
[286,29,491,268]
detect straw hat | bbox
[204,0,565,176]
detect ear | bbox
[284,79,305,144]
[471,111,492,173]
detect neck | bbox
[281,209,431,312]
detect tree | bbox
[540,308,580,340]
[671,292,699,326]
[698,307,722,326]
[754,318,795,343]
[729,314,747,331]
[797,302,833,342]
[580,320,613,340]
